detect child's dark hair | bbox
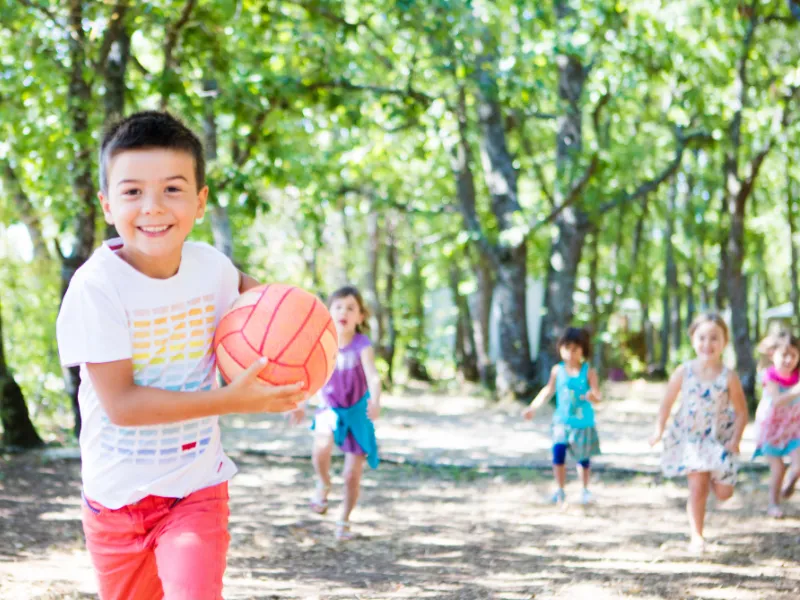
[688,312,729,343]
[328,285,371,334]
[759,330,800,372]
[99,111,205,195]
[556,327,592,360]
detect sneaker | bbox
[767,504,785,519]
[688,537,706,555]
[580,488,593,505]
[550,488,566,504]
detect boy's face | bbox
[99,148,208,274]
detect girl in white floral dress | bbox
[650,313,748,553]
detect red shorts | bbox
[81,481,230,600]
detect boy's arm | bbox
[650,365,684,445]
[86,357,305,427]
[586,367,602,403]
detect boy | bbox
[57,110,304,599]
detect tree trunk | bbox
[202,76,235,260]
[538,0,591,387]
[365,207,384,346]
[665,176,681,352]
[101,2,130,241]
[450,86,495,386]
[0,295,44,449]
[660,282,670,369]
[404,241,430,382]
[471,250,495,387]
[475,61,532,396]
[789,160,800,324]
[449,264,479,382]
[588,232,600,334]
[716,194,729,311]
[60,0,99,438]
[382,216,398,384]
[1,161,49,259]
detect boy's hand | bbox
[227,358,305,413]
[287,406,306,426]
[368,400,381,421]
[522,406,536,420]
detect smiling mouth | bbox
[137,225,173,236]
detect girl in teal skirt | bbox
[523,327,602,505]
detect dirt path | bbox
[1,382,795,599]
[1,452,799,599]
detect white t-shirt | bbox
[57,238,240,509]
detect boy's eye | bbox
[122,188,140,197]
[166,186,182,193]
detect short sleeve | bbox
[56,273,132,367]
[355,333,373,353]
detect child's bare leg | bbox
[312,432,335,503]
[338,453,366,526]
[782,448,800,498]
[553,464,567,489]
[687,472,711,543]
[767,456,786,512]
[577,461,590,489]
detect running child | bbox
[753,331,800,518]
[523,327,602,505]
[56,111,304,599]
[290,285,381,540]
[650,313,748,553]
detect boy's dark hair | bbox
[556,327,592,360]
[328,285,370,334]
[99,111,205,195]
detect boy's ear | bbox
[98,191,114,225]
[196,185,209,219]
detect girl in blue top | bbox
[523,327,602,504]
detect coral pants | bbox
[81,482,229,600]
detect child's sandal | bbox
[309,484,330,515]
[335,520,353,541]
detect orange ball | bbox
[214,284,338,396]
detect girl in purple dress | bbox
[291,286,381,540]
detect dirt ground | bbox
[1,451,799,600]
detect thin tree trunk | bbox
[382,216,398,384]
[449,263,479,382]
[365,207,384,347]
[789,159,800,324]
[471,250,495,387]
[202,76,235,259]
[0,295,44,449]
[589,232,600,334]
[666,176,681,352]
[405,241,430,382]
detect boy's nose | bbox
[141,193,166,213]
